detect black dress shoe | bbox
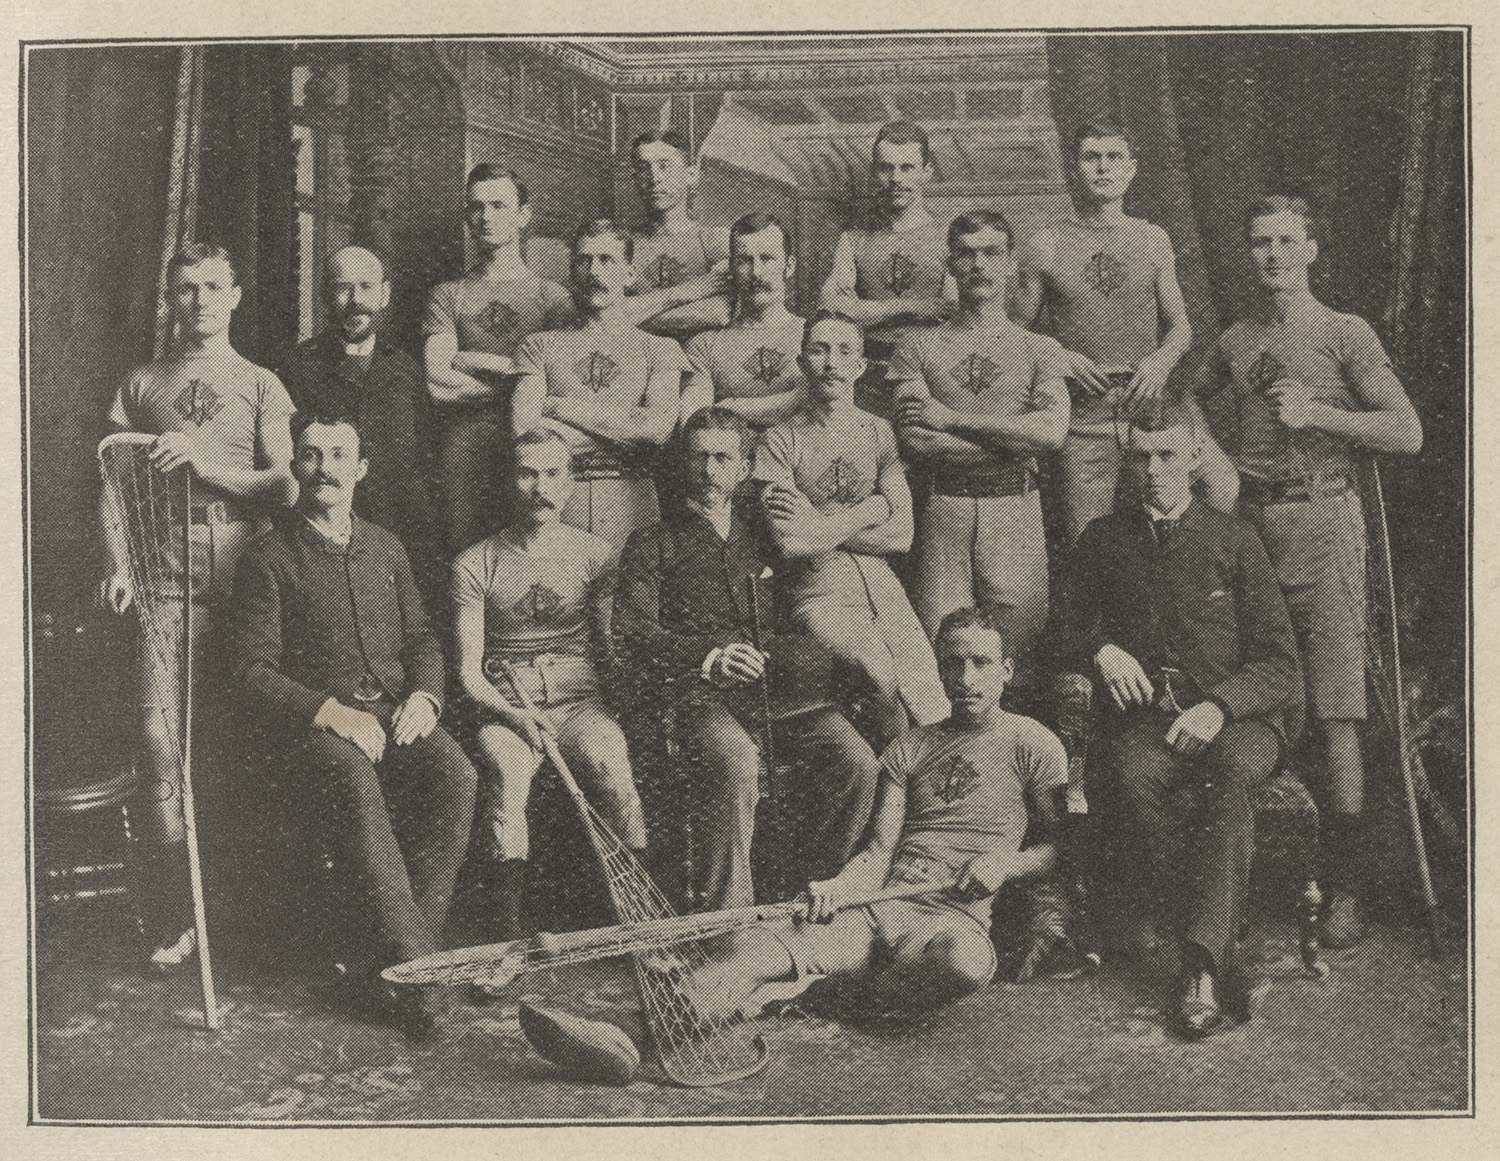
[1174,965,1226,1040]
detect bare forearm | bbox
[947,408,1068,454]
[99,492,131,571]
[720,389,804,428]
[773,495,889,558]
[452,351,516,377]
[192,463,296,506]
[899,425,991,467]
[1308,405,1423,456]
[428,365,501,406]
[547,397,674,447]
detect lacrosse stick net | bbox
[98,432,220,1028]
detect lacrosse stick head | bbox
[382,945,528,989]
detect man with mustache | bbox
[821,121,956,417]
[234,414,477,1041]
[891,210,1071,656]
[615,406,879,911]
[680,212,807,433]
[754,312,950,746]
[275,245,441,606]
[1194,193,1423,949]
[510,219,691,555]
[99,243,296,971]
[422,165,574,554]
[452,427,646,944]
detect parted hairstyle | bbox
[681,405,754,458]
[513,426,574,462]
[935,606,1010,659]
[1073,119,1137,158]
[873,121,932,167]
[1127,395,1202,439]
[948,209,1014,252]
[631,129,693,164]
[292,410,364,456]
[1245,192,1317,241]
[729,211,793,256]
[801,309,864,354]
[572,218,635,263]
[466,164,529,206]
[167,243,238,288]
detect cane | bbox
[747,568,776,799]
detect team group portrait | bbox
[24,30,1469,1120]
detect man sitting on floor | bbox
[518,606,1066,1084]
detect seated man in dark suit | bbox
[615,406,880,911]
[234,414,478,1041]
[1052,400,1301,1038]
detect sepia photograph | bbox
[21,28,1471,1123]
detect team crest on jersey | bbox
[1088,251,1126,296]
[933,754,981,805]
[173,380,222,426]
[645,254,687,289]
[951,354,1002,395]
[482,302,520,341]
[574,352,619,392]
[743,347,788,385]
[513,583,564,621]
[815,456,863,504]
[1250,351,1286,392]
[885,252,917,296]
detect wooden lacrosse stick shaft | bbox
[497,659,601,824]
[1370,462,1442,958]
[746,573,776,797]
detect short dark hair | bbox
[631,129,693,164]
[681,405,753,457]
[466,164,529,206]
[167,243,238,288]
[1245,192,1317,242]
[948,209,1014,252]
[1073,119,1137,158]
[935,606,1009,658]
[729,212,793,256]
[514,426,573,457]
[1127,395,1201,439]
[572,218,635,263]
[802,309,864,354]
[873,121,932,167]
[292,410,363,456]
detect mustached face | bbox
[937,623,1012,720]
[325,249,390,343]
[948,225,1013,304]
[800,317,866,403]
[293,421,367,509]
[512,439,574,524]
[872,139,933,212]
[571,234,634,311]
[731,227,794,309]
[683,426,749,507]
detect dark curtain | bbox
[1046,31,1467,703]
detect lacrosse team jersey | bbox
[630,222,730,292]
[685,313,807,413]
[840,219,950,349]
[1019,217,1172,432]
[881,714,1068,921]
[890,319,1070,482]
[422,272,574,359]
[1196,299,1391,484]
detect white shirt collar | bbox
[685,496,733,541]
[342,333,377,359]
[1146,494,1192,523]
[299,510,353,546]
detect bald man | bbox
[275,246,442,606]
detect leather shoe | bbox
[519,1002,641,1086]
[1174,965,1226,1039]
[1321,892,1366,949]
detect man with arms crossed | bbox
[99,243,296,970]
[892,210,1071,655]
[452,428,647,943]
[518,606,1065,1084]
[1195,194,1423,948]
[511,219,691,555]
[234,415,477,1041]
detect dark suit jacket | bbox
[234,513,446,729]
[1053,498,1302,739]
[615,503,835,721]
[274,332,439,568]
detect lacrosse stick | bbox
[98,433,220,1029]
[746,568,775,798]
[497,660,767,1086]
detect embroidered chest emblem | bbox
[934,755,981,805]
[574,352,619,393]
[173,380,222,426]
[1250,351,1286,392]
[884,252,917,296]
[743,347,788,385]
[1088,251,1127,296]
[815,456,864,504]
[481,302,520,341]
[513,583,564,621]
[951,353,1003,395]
[644,254,687,289]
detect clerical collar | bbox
[341,333,377,359]
[299,510,353,546]
[685,496,733,541]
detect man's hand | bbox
[1265,378,1327,431]
[1095,643,1155,711]
[894,392,961,433]
[1124,350,1174,411]
[713,642,769,686]
[391,694,439,746]
[953,854,1009,902]
[763,484,825,534]
[1166,700,1225,756]
[501,704,557,754]
[804,877,850,924]
[97,569,134,615]
[317,699,387,764]
[1063,349,1114,397]
[148,430,200,475]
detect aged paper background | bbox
[0,0,1490,1157]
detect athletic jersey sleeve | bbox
[648,333,693,379]
[1148,222,1175,276]
[684,331,714,380]
[874,416,902,474]
[751,424,798,489]
[540,279,575,329]
[254,369,296,463]
[1338,314,1403,404]
[877,729,921,789]
[450,541,489,622]
[106,370,140,431]
[420,281,459,338]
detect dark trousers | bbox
[287,711,478,970]
[1097,713,1281,971]
[679,701,880,911]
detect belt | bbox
[1064,370,1136,400]
[572,450,648,481]
[190,498,252,524]
[1240,475,1352,506]
[929,466,1036,498]
[482,650,587,679]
